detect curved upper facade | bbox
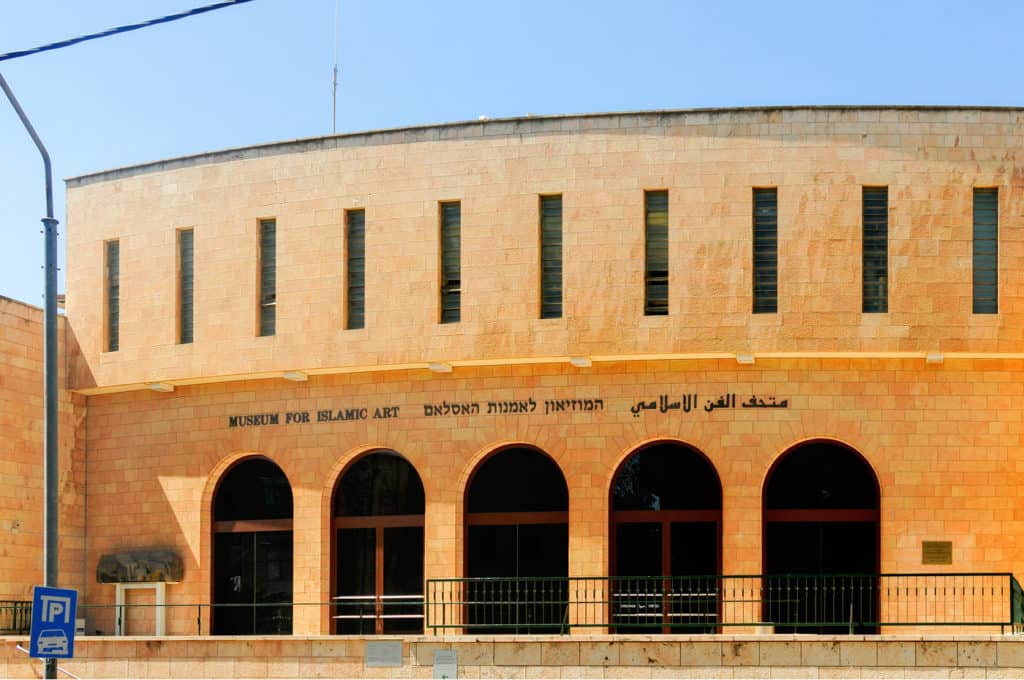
[65,106,1024,391]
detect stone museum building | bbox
[2,105,1024,674]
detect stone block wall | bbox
[75,357,1024,634]
[0,297,85,601]
[64,108,1024,390]
[3,635,1024,678]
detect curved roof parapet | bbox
[66,105,1024,187]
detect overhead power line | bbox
[0,0,255,63]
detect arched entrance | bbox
[610,441,722,632]
[211,457,293,634]
[464,446,568,632]
[763,440,880,633]
[332,450,425,634]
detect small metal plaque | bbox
[433,649,458,679]
[365,640,403,667]
[922,540,953,565]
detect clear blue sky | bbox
[2,0,1023,305]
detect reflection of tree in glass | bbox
[611,444,721,511]
[337,451,424,517]
[260,474,287,509]
[611,453,644,507]
[214,458,292,521]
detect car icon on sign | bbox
[36,629,69,655]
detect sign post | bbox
[29,586,78,660]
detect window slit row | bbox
[124,188,1005,347]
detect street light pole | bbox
[0,71,60,680]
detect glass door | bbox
[213,531,292,634]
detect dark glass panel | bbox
[973,188,998,314]
[467,525,516,578]
[540,195,563,319]
[644,190,669,316]
[668,522,718,631]
[467,448,568,513]
[765,443,878,510]
[612,523,661,631]
[382,527,424,633]
[440,201,461,323]
[615,523,661,577]
[106,241,120,352]
[670,522,718,576]
[611,443,721,511]
[259,218,276,336]
[753,188,778,313]
[179,229,194,343]
[335,528,375,634]
[347,209,365,329]
[862,187,888,313]
[466,524,567,633]
[213,532,255,635]
[765,522,877,633]
[212,531,292,635]
[253,531,293,634]
[214,458,293,521]
[335,451,424,517]
[517,524,568,577]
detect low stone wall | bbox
[3,635,1024,678]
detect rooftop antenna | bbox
[332,0,339,133]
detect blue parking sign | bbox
[29,586,78,659]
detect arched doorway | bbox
[610,441,722,632]
[332,450,425,634]
[464,446,568,632]
[763,440,880,633]
[211,457,293,634]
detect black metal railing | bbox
[0,600,32,634]
[73,599,426,636]
[25,574,1024,636]
[426,573,1024,634]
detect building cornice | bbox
[66,105,1024,188]
[72,350,1024,396]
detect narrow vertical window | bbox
[440,202,461,324]
[346,209,366,330]
[973,188,998,314]
[540,195,563,319]
[644,190,669,316]
[259,219,276,336]
[862,187,888,313]
[753,188,778,313]
[178,229,194,344]
[105,240,120,352]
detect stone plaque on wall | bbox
[921,541,953,565]
[366,640,403,667]
[433,649,457,679]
